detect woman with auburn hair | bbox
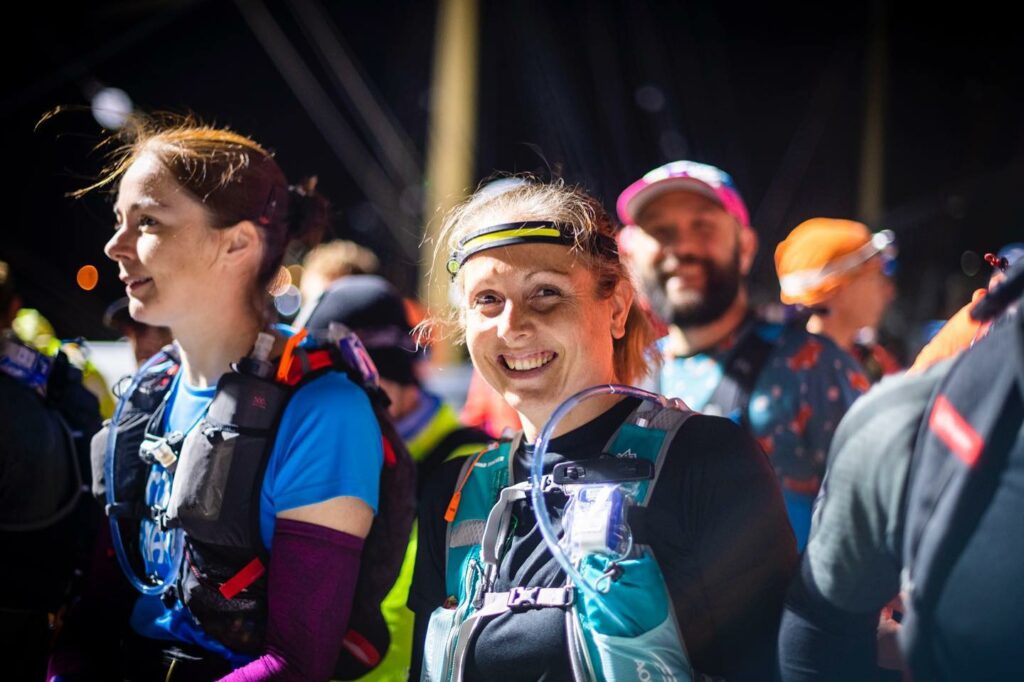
[47,116,407,681]
[408,179,797,681]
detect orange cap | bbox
[775,218,893,306]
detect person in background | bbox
[774,218,901,383]
[618,160,866,549]
[297,239,380,318]
[778,259,1024,682]
[305,273,489,681]
[0,260,102,682]
[102,297,173,367]
[14,306,116,419]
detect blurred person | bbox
[774,218,901,383]
[0,260,102,682]
[298,239,380,318]
[778,259,1024,681]
[305,274,489,682]
[460,366,521,437]
[48,115,413,682]
[102,296,173,367]
[14,306,116,419]
[410,179,796,681]
[618,160,867,549]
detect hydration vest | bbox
[92,332,416,679]
[422,400,695,682]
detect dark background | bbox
[3,1,1022,362]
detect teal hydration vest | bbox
[423,401,695,682]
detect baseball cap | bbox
[617,160,750,228]
[304,275,420,385]
[775,218,896,307]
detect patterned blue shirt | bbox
[660,317,868,548]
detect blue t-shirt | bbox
[129,355,384,664]
[659,318,867,548]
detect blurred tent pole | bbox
[420,0,479,365]
[858,0,887,225]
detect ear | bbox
[609,279,634,340]
[738,225,758,276]
[222,220,262,267]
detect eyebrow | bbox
[524,268,571,280]
[113,197,165,216]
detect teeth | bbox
[504,353,554,371]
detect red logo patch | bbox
[251,393,268,410]
[929,395,984,467]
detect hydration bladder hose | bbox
[530,384,686,624]
[106,354,184,597]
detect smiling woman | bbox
[47,115,407,682]
[408,180,798,681]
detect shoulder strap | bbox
[705,322,775,424]
[442,438,512,598]
[603,400,694,507]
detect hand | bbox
[876,597,905,671]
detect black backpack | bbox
[899,269,1024,679]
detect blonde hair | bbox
[427,178,659,385]
[303,240,380,280]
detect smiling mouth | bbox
[500,351,556,372]
[124,276,153,292]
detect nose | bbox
[656,228,706,267]
[104,222,135,264]
[496,299,532,343]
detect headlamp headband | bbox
[446,220,618,279]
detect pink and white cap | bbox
[616,160,750,229]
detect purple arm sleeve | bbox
[219,518,364,682]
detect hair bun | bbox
[286,176,330,243]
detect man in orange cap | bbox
[775,218,901,382]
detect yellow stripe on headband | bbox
[460,226,563,252]
[447,221,573,277]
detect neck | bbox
[806,313,857,351]
[518,392,625,443]
[173,307,263,388]
[665,289,749,357]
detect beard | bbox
[640,245,742,329]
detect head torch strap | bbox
[446,221,619,278]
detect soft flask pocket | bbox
[165,372,289,547]
[168,423,239,520]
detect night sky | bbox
[4,1,1022,362]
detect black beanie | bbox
[304,275,420,385]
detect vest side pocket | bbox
[422,605,459,682]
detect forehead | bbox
[115,152,189,209]
[459,242,589,287]
[636,190,728,227]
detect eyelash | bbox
[112,215,157,231]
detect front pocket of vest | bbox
[584,611,693,682]
[168,424,240,527]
